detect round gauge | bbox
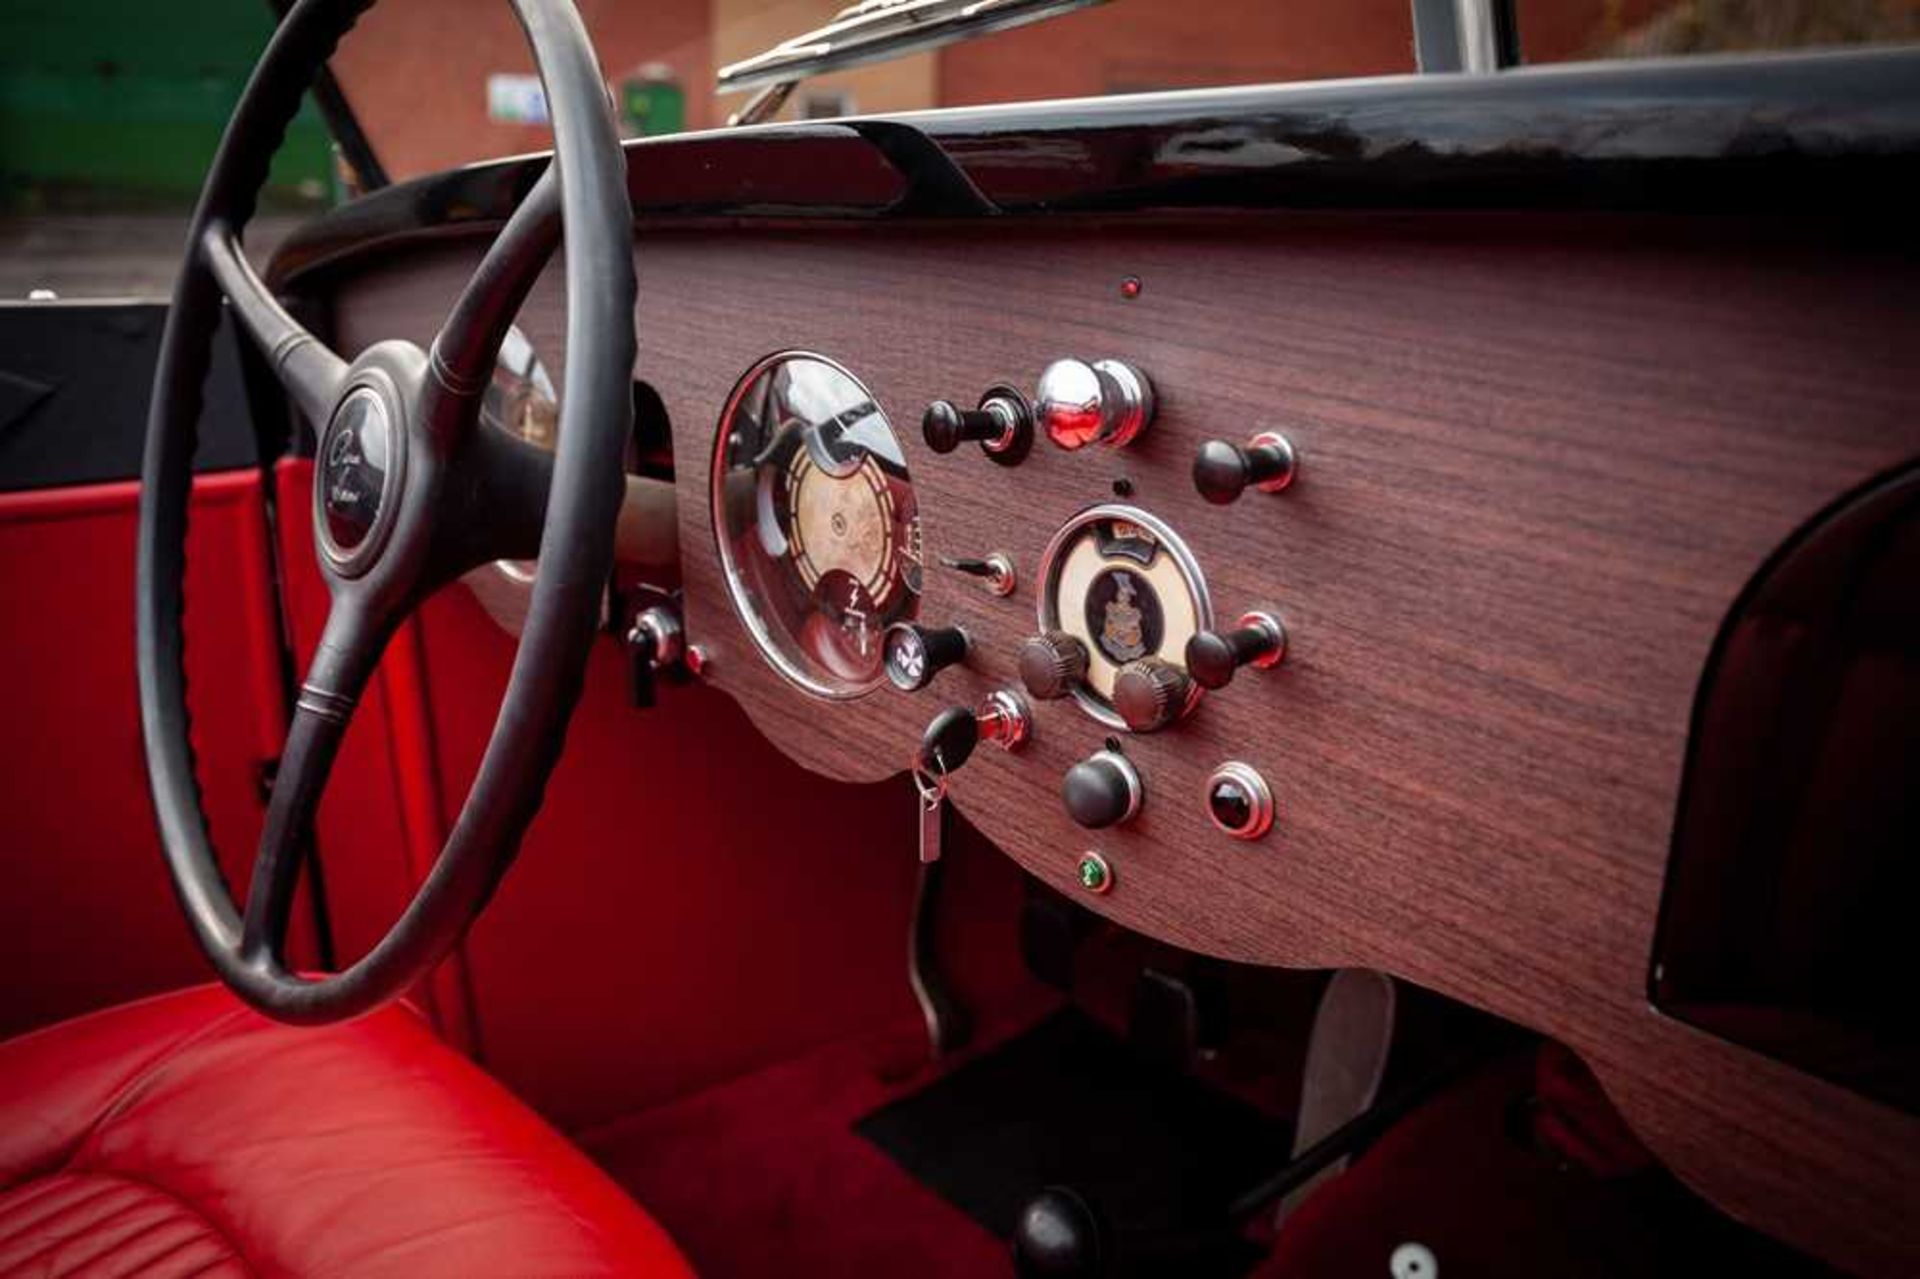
[1037,504,1212,728]
[712,352,923,698]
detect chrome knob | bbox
[1035,358,1155,451]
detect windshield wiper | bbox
[719,0,1109,123]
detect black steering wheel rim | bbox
[137,0,635,1024]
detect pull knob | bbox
[1011,1186,1105,1278]
[1035,358,1155,451]
[1062,749,1144,829]
[1018,631,1090,701]
[623,604,685,708]
[1111,657,1194,733]
[884,622,970,692]
[917,690,1032,777]
[922,385,1032,465]
[1192,430,1297,504]
[1185,611,1286,690]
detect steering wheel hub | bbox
[316,381,405,572]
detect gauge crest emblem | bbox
[1101,571,1148,661]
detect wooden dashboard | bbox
[289,51,1920,1276]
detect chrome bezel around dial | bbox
[710,350,915,701]
[1035,502,1213,730]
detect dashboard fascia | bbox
[273,48,1920,1278]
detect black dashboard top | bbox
[270,44,1920,288]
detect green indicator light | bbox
[1077,852,1112,894]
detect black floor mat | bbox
[854,1010,1289,1276]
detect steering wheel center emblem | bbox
[316,386,403,572]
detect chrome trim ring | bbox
[710,349,907,702]
[313,371,407,577]
[1204,760,1275,840]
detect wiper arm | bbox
[719,0,1109,108]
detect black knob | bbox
[922,386,1032,465]
[1062,750,1143,829]
[1185,612,1286,690]
[1192,431,1296,505]
[1012,1186,1105,1278]
[1111,658,1193,733]
[884,622,970,692]
[1018,631,1089,701]
[918,704,981,777]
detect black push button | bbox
[1062,750,1143,829]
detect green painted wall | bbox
[0,0,335,207]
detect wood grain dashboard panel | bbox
[327,212,1920,1274]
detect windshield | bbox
[316,0,1920,183]
[3,0,1917,299]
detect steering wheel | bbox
[137,0,635,1024]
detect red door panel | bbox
[0,471,297,1037]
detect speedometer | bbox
[712,352,922,698]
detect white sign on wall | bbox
[487,73,549,124]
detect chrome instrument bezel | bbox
[711,350,916,701]
[1035,502,1213,730]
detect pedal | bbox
[1019,884,1092,991]
[1128,965,1226,1072]
[1275,968,1397,1224]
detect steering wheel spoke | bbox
[422,164,563,436]
[240,601,392,964]
[201,219,347,430]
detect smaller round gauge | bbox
[1036,504,1213,729]
[713,353,923,698]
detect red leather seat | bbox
[0,985,694,1277]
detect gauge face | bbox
[1038,504,1212,727]
[713,353,922,698]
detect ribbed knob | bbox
[1018,631,1089,701]
[1111,657,1193,733]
